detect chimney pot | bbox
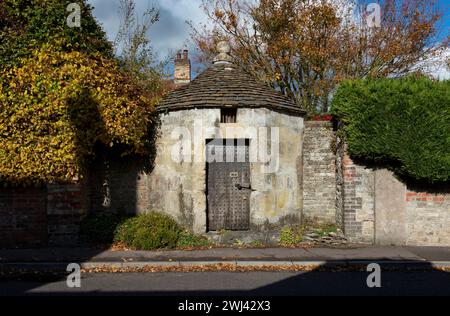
[174,49,191,86]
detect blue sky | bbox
[355,0,450,43]
[87,0,449,79]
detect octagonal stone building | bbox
[148,43,305,234]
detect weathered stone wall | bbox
[302,121,337,224]
[375,169,450,246]
[335,134,345,229]
[404,190,450,246]
[341,155,450,246]
[87,151,151,216]
[2,113,450,248]
[148,107,304,233]
[374,169,406,245]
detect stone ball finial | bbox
[217,41,231,54]
[213,40,233,65]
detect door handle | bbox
[235,183,252,190]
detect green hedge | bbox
[331,76,450,183]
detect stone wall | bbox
[375,169,450,246]
[374,169,406,245]
[340,155,450,246]
[1,115,449,248]
[87,150,151,216]
[302,121,337,224]
[404,189,450,246]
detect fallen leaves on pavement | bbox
[1,263,449,281]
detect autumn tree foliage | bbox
[192,0,448,114]
[114,0,163,96]
[0,0,161,184]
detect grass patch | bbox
[176,230,211,248]
[312,223,338,237]
[279,222,339,246]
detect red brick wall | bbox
[47,183,87,246]
[405,192,446,203]
[0,187,47,248]
[341,153,375,243]
[0,182,87,248]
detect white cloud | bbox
[414,47,450,81]
[158,0,206,23]
[88,0,207,59]
[429,48,450,80]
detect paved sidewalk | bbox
[1,246,450,268]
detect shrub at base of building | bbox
[114,212,182,250]
[80,211,213,250]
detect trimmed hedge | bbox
[331,76,450,183]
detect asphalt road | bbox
[1,271,450,296]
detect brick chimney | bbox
[174,49,191,86]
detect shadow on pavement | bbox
[1,260,450,296]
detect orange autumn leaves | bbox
[194,0,447,114]
[0,45,156,184]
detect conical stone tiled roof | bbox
[158,43,305,116]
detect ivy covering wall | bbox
[331,76,450,184]
[0,45,156,184]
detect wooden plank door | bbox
[207,139,250,231]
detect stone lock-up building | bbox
[152,42,306,234]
